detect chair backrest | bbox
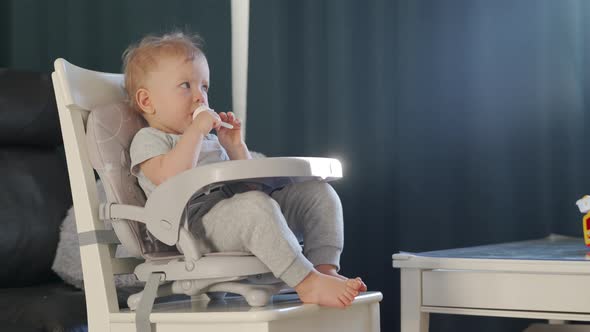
[88,102,183,257]
[53,58,127,321]
[53,58,178,259]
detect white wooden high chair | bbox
[52,58,382,332]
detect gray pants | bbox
[190,181,344,287]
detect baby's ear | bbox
[136,88,155,115]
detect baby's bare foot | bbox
[315,264,368,292]
[295,271,362,308]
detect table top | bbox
[414,234,588,261]
[393,235,590,273]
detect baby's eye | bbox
[202,85,209,93]
[180,82,191,89]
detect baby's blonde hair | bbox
[122,31,204,112]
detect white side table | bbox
[393,235,590,332]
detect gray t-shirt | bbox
[130,127,231,197]
[130,127,239,249]
[129,127,262,230]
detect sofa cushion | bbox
[0,69,61,146]
[0,147,72,286]
[0,69,72,286]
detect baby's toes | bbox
[355,277,368,292]
[341,290,355,303]
[345,278,362,292]
[338,294,353,306]
[345,287,359,299]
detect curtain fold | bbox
[248,1,590,331]
[0,0,233,117]
[2,0,590,330]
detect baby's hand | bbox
[193,109,222,135]
[217,112,244,147]
[218,112,242,130]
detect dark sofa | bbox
[0,69,87,332]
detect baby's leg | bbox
[271,181,343,269]
[197,191,310,287]
[271,181,367,291]
[194,191,360,307]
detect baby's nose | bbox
[193,91,206,103]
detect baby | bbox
[125,32,366,308]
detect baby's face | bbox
[143,54,210,134]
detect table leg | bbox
[400,268,429,332]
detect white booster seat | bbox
[52,59,384,332]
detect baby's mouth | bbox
[191,105,235,129]
[192,104,210,120]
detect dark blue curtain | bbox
[0,0,233,114]
[248,1,590,331]
[3,0,590,330]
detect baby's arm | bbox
[224,140,251,160]
[140,111,221,185]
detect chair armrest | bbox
[144,157,342,245]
